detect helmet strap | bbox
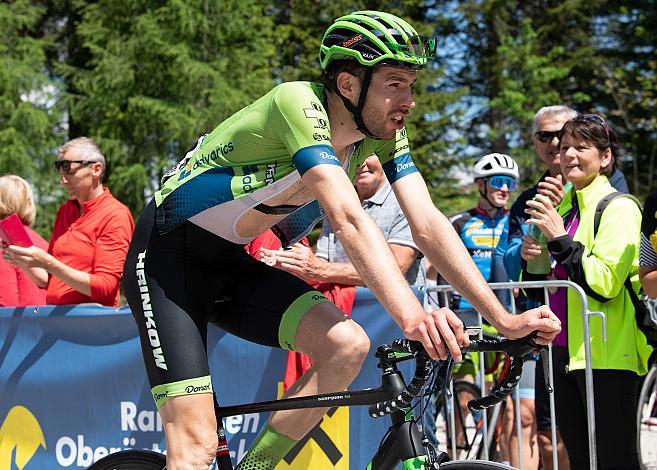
[480,180,504,211]
[333,67,380,140]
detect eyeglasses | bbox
[487,175,517,192]
[534,129,561,143]
[573,113,610,139]
[53,160,96,174]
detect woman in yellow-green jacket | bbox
[523,114,652,469]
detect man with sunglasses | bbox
[429,153,519,316]
[2,137,134,307]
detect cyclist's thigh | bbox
[211,252,331,352]
[123,203,219,408]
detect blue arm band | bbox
[292,145,340,176]
[382,153,418,183]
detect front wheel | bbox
[87,450,166,469]
[440,460,515,469]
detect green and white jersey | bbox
[155,81,418,244]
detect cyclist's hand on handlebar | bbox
[500,305,561,345]
[402,307,469,361]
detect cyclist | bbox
[432,154,519,315]
[122,11,561,469]
[424,154,536,461]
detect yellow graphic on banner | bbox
[274,382,349,470]
[0,406,46,470]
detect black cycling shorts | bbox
[122,201,328,408]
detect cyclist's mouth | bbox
[391,114,406,129]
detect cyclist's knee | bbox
[318,320,370,368]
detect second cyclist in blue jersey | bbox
[122,11,561,469]
[446,154,519,313]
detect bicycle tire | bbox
[87,449,166,469]
[440,459,515,469]
[638,365,657,470]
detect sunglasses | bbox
[487,175,517,191]
[53,160,96,174]
[534,129,561,143]
[385,35,438,60]
[573,113,610,139]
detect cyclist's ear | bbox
[335,71,360,101]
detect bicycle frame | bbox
[211,343,434,469]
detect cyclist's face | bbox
[533,113,570,176]
[559,131,611,189]
[478,179,511,207]
[362,67,417,140]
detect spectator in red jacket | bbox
[2,138,134,307]
[0,175,49,306]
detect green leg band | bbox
[235,423,297,469]
[278,290,329,351]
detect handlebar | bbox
[368,334,542,418]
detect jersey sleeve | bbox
[271,83,341,176]
[375,128,419,183]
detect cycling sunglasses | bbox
[53,160,96,174]
[573,113,610,139]
[534,129,561,143]
[487,175,517,191]
[385,35,437,60]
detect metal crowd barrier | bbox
[421,280,606,470]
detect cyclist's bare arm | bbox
[301,164,468,360]
[391,172,561,344]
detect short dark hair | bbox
[558,116,621,177]
[322,59,367,94]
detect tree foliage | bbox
[0,0,64,235]
[0,0,655,236]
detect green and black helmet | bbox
[319,11,436,139]
[319,11,436,71]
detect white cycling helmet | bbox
[473,153,519,180]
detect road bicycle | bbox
[638,362,657,470]
[88,334,541,470]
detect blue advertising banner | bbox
[0,288,418,469]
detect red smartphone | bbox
[0,213,33,247]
